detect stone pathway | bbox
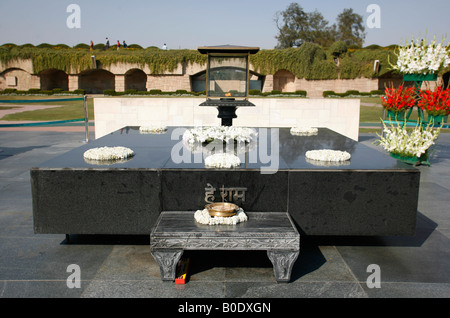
[0,104,61,118]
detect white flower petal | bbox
[194,208,248,225]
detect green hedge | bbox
[330,41,348,57]
[102,89,308,97]
[0,43,403,80]
[323,89,384,97]
[103,89,205,96]
[0,45,207,74]
[0,88,85,95]
[249,89,307,97]
[250,43,339,80]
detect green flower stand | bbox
[403,73,438,124]
[403,74,438,82]
[427,114,448,124]
[386,110,406,121]
[390,152,430,166]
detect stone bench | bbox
[150,211,300,283]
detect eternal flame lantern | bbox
[198,45,260,126]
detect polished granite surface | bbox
[32,126,420,235]
[36,126,416,171]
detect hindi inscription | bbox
[204,183,247,204]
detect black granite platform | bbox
[31,126,420,236]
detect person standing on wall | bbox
[105,38,110,50]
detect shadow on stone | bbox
[61,234,150,245]
[183,250,272,277]
[290,238,327,282]
[301,211,437,248]
[0,145,48,160]
[180,244,327,283]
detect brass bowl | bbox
[205,202,239,217]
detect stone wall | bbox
[294,78,380,98]
[147,74,192,92]
[0,68,39,91]
[93,97,361,141]
[0,57,446,96]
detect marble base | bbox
[93,97,361,140]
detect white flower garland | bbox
[139,125,167,134]
[305,149,351,162]
[194,208,248,225]
[205,153,241,168]
[183,126,258,144]
[306,157,351,167]
[290,126,318,136]
[83,146,135,161]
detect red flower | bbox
[418,86,450,116]
[381,85,417,113]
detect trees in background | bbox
[274,3,366,49]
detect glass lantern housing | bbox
[198,45,259,101]
[207,54,249,99]
[197,45,259,126]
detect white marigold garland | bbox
[305,157,351,167]
[183,126,258,144]
[290,126,318,136]
[305,149,351,162]
[139,125,167,134]
[205,153,241,168]
[83,146,135,161]
[194,208,248,225]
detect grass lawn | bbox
[0,96,93,121]
[0,95,385,122]
[0,95,447,133]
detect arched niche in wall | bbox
[125,68,147,91]
[79,69,115,94]
[39,68,68,91]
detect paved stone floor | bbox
[0,128,449,300]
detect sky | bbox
[0,0,448,49]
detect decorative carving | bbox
[150,249,183,281]
[150,237,299,250]
[267,250,299,283]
